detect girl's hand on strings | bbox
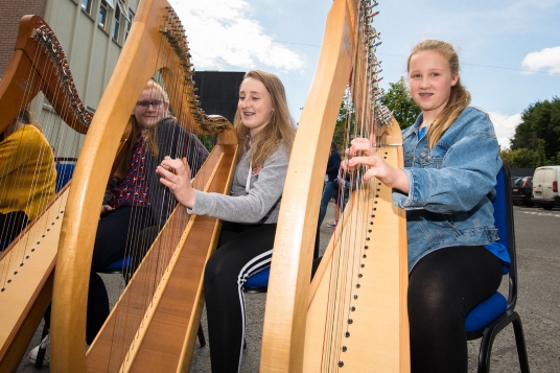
[157,156,196,208]
[343,134,409,193]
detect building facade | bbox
[1,0,140,158]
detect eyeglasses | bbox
[136,100,165,110]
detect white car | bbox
[531,165,560,210]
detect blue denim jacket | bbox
[392,107,505,271]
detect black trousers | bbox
[0,211,28,251]
[45,205,156,344]
[408,245,503,373]
[204,222,277,373]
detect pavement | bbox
[15,202,560,372]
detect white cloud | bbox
[168,0,304,72]
[521,46,560,75]
[488,112,522,150]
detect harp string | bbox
[0,19,85,284]
[98,8,211,370]
[319,0,390,369]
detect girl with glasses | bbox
[28,80,210,365]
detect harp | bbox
[48,0,238,372]
[0,15,92,372]
[260,0,410,371]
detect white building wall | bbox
[30,0,140,159]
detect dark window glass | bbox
[98,1,108,29]
[81,0,93,14]
[112,5,121,41]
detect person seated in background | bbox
[28,79,209,365]
[0,108,56,250]
[318,140,344,227]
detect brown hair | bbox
[234,70,296,166]
[114,80,169,181]
[407,40,471,149]
[17,108,43,133]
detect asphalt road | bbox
[15,203,560,372]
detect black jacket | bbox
[104,117,209,227]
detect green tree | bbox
[332,91,356,150]
[500,147,543,168]
[510,96,560,165]
[381,77,420,130]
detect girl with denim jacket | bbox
[344,40,510,373]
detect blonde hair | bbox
[407,40,471,149]
[234,70,296,166]
[115,80,169,181]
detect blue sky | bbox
[170,0,560,149]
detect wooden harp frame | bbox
[0,15,92,373]
[260,0,409,371]
[48,0,237,372]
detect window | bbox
[81,0,93,14]
[98,0,108,29]
[112,0,129,42]
[112,4,121,41]
[124,9,135,41]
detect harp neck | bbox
[261,0,406,371]
[0,15,91,134]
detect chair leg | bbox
[34,323,49,368]
[511,313,530,373]
[477,328,496,373]
[477,312,530,373]
[197,322,206,347]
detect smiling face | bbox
[133,88,168,134]
[238,77,274,138]
[408,50,459,122]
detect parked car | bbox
[531,165,560,210]
[511,176,533,207]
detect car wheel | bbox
[542,204,553,210]
[523,202,534,207]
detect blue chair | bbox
[244,266,272,293]
[465,165,530,372]
[55,163,75,192]
[243,231,321,293]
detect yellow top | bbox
[0,124,56,221]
